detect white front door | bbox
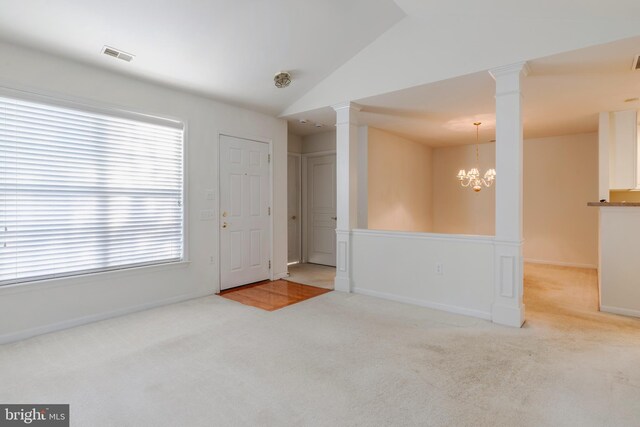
[288,154,301,264]
[307,154,336,266]
[219,135,270,290]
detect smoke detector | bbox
[633,54,640,71]
[102,46,135,62]
[274,71,291,88]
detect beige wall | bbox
[432,143,496,235]
[301,131,336,153]
[368,127,433,232]
[288,132,302,153]
[431,133,598,267]
[287,130,335,155]
[523,133,598,268]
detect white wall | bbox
[351,230,494,319]
[431,133,598,268]
[368,127,432,232]
[301,130,336,153]
[0,41,288,343]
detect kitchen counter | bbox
[587,202,640,207]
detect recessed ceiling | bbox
[286,36,640,146]
[0,0,404,115]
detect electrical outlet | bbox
[436,263,443,275]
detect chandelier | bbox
[456,122,496,192]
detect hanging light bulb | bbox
[456,122,496,192]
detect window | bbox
[0,93,184,286]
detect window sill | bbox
[0,261,192,296]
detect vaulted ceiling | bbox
[288,35,640,146]
[1,0,640,144]
[0,0,404,114]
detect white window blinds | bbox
[0,94,184,286]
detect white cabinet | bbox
[608,110,639,190]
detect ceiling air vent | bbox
[102,46,134,62]
[633,54,640,71]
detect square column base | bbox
[493,240,525,327]
[334,276,351,293]
[492,303,525,327]
[334,229,352,293]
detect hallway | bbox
[524,263,621,329]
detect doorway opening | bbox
[287,131,337,289]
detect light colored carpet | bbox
[1,264,640,426]
[286,263,335,289]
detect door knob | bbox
[291,215,297,220]
[222,211,228,217]
[222,222,228,229]
[331,216,337,220]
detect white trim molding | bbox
[0,289,212,345]
[352,228,494,243]
[600,305,640,318]
[353,287,492,320]
[301,150,336,158]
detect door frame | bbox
[218,133,274,292]
[288,152,302,264]
[301,150,336,264]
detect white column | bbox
[489,62,529,327]
[332,102,360,292]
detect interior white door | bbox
[307,154,337,266]
[287,154,301,264]
[219,135,270,290]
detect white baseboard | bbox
[352,287,491,321]
[524,258,597,270]
[600,305,640,318]
[0,290,213,345]
[273,272,289,280]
